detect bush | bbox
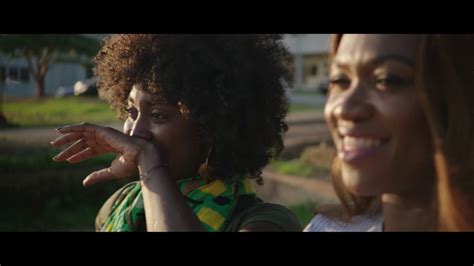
[0,140,132,231]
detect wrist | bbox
[137,143,170,181]
[139,163,169,182]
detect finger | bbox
[66,147,105,163]
[50,132,84,147]
[59,123,134,155]
[83,168,117,187]
[53,139,90,162]
[93,127,139,155]
[56,122,103,134]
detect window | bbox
[20,67,29,82]
[9,68,19,81]
[310,65,318,76]
[0,66,5,84]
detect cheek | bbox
[324,100,334,125]
[324,95,342,146]
[324,95,339,128]
[151,123,203,170]
[381,97,434,182]
[393,108,432,162]
[386,99,431,152]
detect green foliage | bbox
[288,104,322,113]
[0,140,131,231]
[270,159,314,177]
[3,96,117,127]
[0,34,100,58]
[288,201,318,227]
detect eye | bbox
[375,75,411,91]
[151,111,168,123]
[125,106,138,120]
[329,75,351,91]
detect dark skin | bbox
[51,86,281,232]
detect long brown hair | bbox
[416,34,474,231]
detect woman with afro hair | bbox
[50,34,302,232]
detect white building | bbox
[283,34,331,91]
[0,56,87,97]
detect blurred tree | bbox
[0,34,100,126]
[0,34,100,98]
[0,85,5,126]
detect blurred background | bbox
[0,34,337,231]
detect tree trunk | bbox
[36,75,45,98]
[26,48,51,98]
[0,113,7,127]
[0,84,6,126]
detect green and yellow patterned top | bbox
[95,175,302,232]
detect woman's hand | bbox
[50,122,162,186]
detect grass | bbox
[2,96,321,126]
[288,103,322,113]
[271,143,333,178]
[3,96,117,127]
[270,155,330,178]
[288,201,318,227]
[270,159,315,177]
[270,143,334,178]
[0,140,132,231]
[4,200,101,231]
[291,89,323,96]
[0,138,326,231]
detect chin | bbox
[341,168,384,197]
[346,185,380,197]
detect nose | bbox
[331,80,374,123]
[128,114,154,141]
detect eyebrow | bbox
[333,54,415,68]
[127,95,170,107]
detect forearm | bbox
[139,164,206,232]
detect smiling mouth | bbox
[342,136,389,151]
[338,135,390,163]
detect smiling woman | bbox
[50,34,302,232]
[326,34,432,200]
[305,34,474,232]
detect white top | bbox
[304,213,384,232]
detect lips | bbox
[343,136,384,151]
[337,131,390,164]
